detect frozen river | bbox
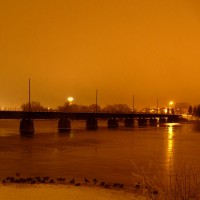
[0,119,199,187]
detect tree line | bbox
[188,105,200,117]
[21,101,132,113]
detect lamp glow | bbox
[67,97,74,104]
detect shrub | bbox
[132,161,200,200]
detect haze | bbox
[1,0,200,109]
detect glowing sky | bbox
[1,0,200,109]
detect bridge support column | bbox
[124,118,134,127]
[20,118,35,135]
[58,118,71,132]
[149,118,157,126]
[138,118,147,126]
[86,118,98,129]
[107,118,119,128]
[159,117,166,124]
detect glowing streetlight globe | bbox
[169,101,174,106]
[67,97,74,104]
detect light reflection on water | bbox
[167,123,174,160]
[0,120,200,186]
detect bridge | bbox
[0,111,180,135]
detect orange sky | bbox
[0,0,200,109]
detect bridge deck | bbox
[0,111,180,120]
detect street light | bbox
[67,97,74,105]
[169,101,174,107]
[168,101,175,114]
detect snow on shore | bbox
[0,184,145,200]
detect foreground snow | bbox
[0,184,145,200]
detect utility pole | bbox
[156,98,158,114]
[29,78,31,113]
[133,95,135,113]
[96,89,98,113]
[28,78,31,119]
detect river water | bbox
[0,119,200,186]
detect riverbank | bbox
[0,184,145,200]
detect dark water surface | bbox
[0,120,200,186]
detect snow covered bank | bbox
[0,184,145,200]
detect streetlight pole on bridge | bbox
[96,89,98,113]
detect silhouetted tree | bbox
[102,104,131,113]
[188,106,193,115]
[21,101,46,112]
[57,103,101,113]
[193,106,197,116]
[88,104,101,112]
[57,103,132,113]
[57,102,79,112]
[195,105,200,117]
[167,108,170,114]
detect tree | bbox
[195,105,200,117]
[57,102,78,112]
[57,103,102,113]
[21,101,46,112]
[88,104,101,112]
[193,106,197,116]
[167,108,170,114]
[188,105,193,115]
[102,104,131,113]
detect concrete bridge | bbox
[0,111,180,135]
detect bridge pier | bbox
[124,118,134,127]
[107,118,119,128]
[138,118,147,126]
[20,118,35,135]
[58,118,71,132]
[149,118,157,126]
[86,118,98,129]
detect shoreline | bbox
[0,184,145,200]
[1,175,138,191]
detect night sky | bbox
[1,0,200,109]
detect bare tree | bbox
[21,101,47,112]
[102,104,131,113]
